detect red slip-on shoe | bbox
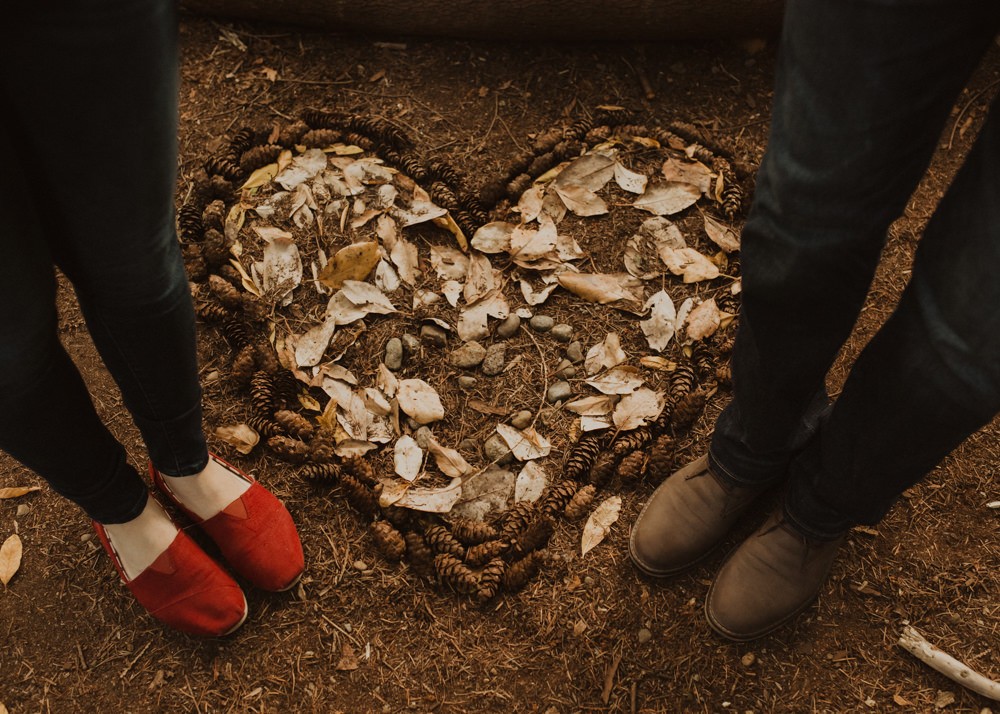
[150,454,305,593]
[93,521,248,638]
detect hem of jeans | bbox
[782,501,851,542]
[707,447,787,491]
[86,481,150,525]
[154,451,210,478]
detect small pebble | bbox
[584,576,595,586]
[458,375,478,390]
[353,560,369,571]
[458,438,479,455]
[637,628,653,644]
[414,426,434,449]
[484,433,513,464]
[741,652,756,667]
[406,417,421,431]
[16,504,29,517]
[496,314,521,339]
[481,343,507,376]
[546,380,573,404]
[510,410,533,430]
[550,323,574,343]
[529,315,554,332]
[566,341,585,363]
[419,323,448,347]
[384,337,403,370]
[554,359,576,378]
[450,341,487,368]
[401,333,421,357]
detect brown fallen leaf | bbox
[0,486,41,500]
[0,534,23,587]
[335,643,360,671]
[317,241,380,289]
[468,399,510,416]
[633,182,701,216]
[581,496,622,555]
[215,424,261,455]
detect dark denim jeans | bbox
[0,0,208,524]
[709,0,1000,539]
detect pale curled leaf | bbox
[703,213,741,253]
[552,152,616,192]
[396,379,445,424]
[657,245,720,283]
[685,298,722,341]
[661,157,714,194]
[614,162,648,194]
[585,365,644,395]
[514,462,548,503]
[294,318,336,367]
[429,245,470,281]
[317,241,380,289]
[585,332,628,376]
[393,435,423,481]
[565,395,619,416]
[581,496,622,556]
[633,182,701,216]
[471,222,514,254]
[379,477,463,513]
[214,424,260,455]
[554,184,608,217]
[0,486,41,500]
[640,290,677,352]
[450,466,515,521]
[496,423,551,461]
[557,272,644,308]
[0,534,23,586]
[426,435,476,478]
[612,388,665,431]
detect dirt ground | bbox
[1,15,999,714]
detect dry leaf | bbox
[450,466,515,521]
[614,162,648,194]
[623,217,685,279]
[581,496,622,556]
[377,363,399,397]
[471,222,514,254]
[554,184,608,217]
[390,237,420,287]
[565,395,619,416]
[0,534,23,587]
[633,182,701,216]
[640,290,677,352]
[585,365,644,395]
[685,298,722,341]
[496,423,551,461]
[426,435,476,478]
[463,252,495,304]
[657,245,720,283]
[0,486,41,500]
[294,318,336,367]
[585,333,627,375]
[317,241,380,289]
[275,148,328,190]
[509,218,560,270]
[552,152,616,192]
[702,213,741,253]
[242,163,279,190]
[396,379,445,424]
[557,272,644,308]
[393,435,423,481]
[379,477,463,512]
[374,259,401,293]
[214,424,260,455]
[258,228,303,305]
[612,388,665,431]
[335,643,360,671]
[661,157,714,194]
[432,211,469,251]
[580,415,612,432]
[457,290,508,342]
[639,355,676,371]
[337,280,398,316]
[514,462,548,503]
[520,279,559,306]
[430,245,470,281]
[516,186,545,222]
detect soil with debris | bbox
[1,16,998,714]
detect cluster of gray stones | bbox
[382,312,586,465]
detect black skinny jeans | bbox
[0,0,207,524]
[709,0,1000,538]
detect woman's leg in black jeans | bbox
[0,0,207,522]
[708,0,1000,495]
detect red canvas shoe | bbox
[150,454,305,592]
[93,521,248,637]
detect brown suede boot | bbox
[705,511,845,641]
[628,455,770,577]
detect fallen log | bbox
[181,0,784,41]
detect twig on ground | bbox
[898,626,1000,701]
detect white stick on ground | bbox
[898,626,1000,701]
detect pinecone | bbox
[672,389,707,430]
[538,480,578,519]
[228,127,255,156]
[423,524,465,559]
[619,451,648,485]
[308,439,337,464]
[216,263,243,287]
[182,245,208,282]
[651,400,675,435]
[611,428,652,457]
[564,432,604,481]
[342,456,376,487]
[404,532,435,577]
[204,152,242,181]
[430,181,458,209]
[715,363,732,388]
[271,369,300,405]
[475,558,506,603]
[201,200,227,232]
[230,344,257,384]
[670,361,698,402]
[239,144,283,174]
[646,435,675,483]
[254,342,282,373]
[587,451,617,487]
[339,473,380,519]
[370,521,406,561]
[465,539,509,567]
[221,317,251,351]
[427,160,461,186]
[301,128,343,148]
[691,341,716,381]
[274,409,315,441]
[201,228,229,268]
[279,120,310,147]
[343,132,375,151]
[585,125,613,144]
[502,551,544,592]
[564,484,597,519]
[434,553,478,595]
[498,501,535,541]
[267,435,310,463]
[300,462,340,485]
[177,202,204,241]
[449,518,498,546]
[505,173,533,201]
[527,151,558,177]
[246,414,282,439]
[531,128,563,154]
[196,300,232,324]
[250,371,280,416]
[511,516,554,558]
